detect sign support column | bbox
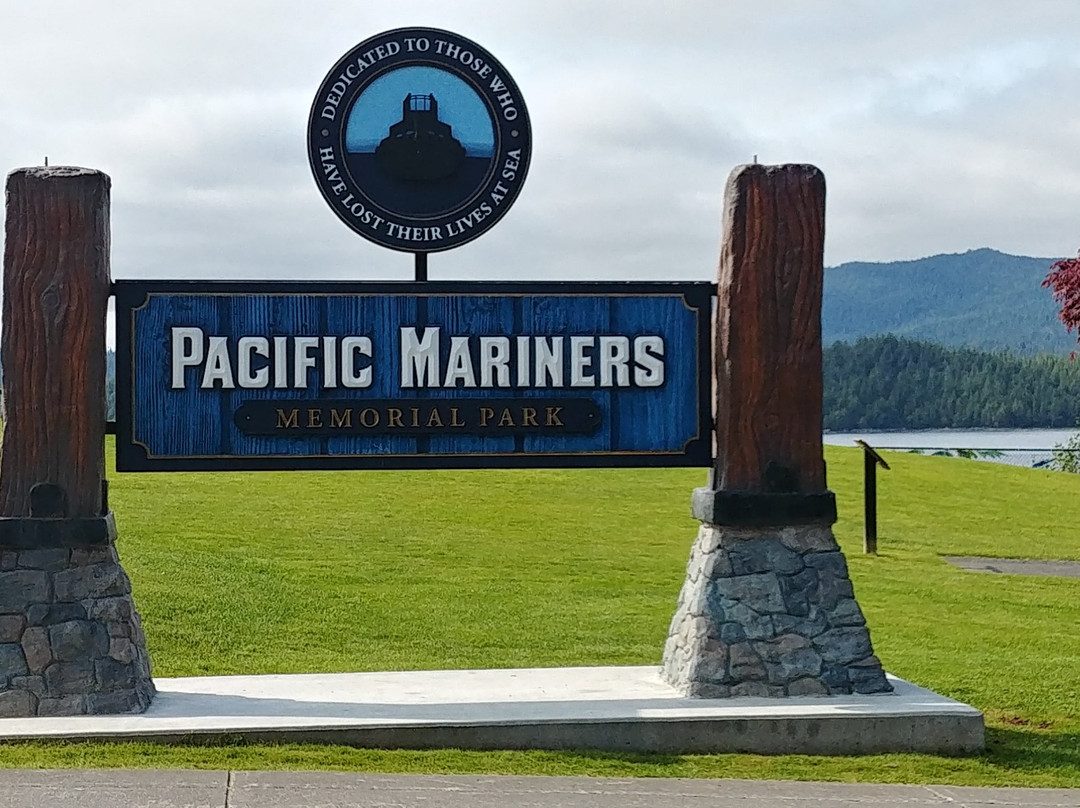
[662,164,891,697]
[0,167,154,717]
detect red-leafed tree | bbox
[1044,252,1080,343]
[1045,252,1080,471]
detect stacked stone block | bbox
[0,542,154,717]
[662,523,891,698]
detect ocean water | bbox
[823,428,1076,450]
[823,428,1079,468]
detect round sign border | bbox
[307,27,532,254]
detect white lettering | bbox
[634,336,665,387]
[340,336,372,388]
[322,336,338,388]
[570,336,595,388]
[443,336,477,388]
[237,336,269,388]
[200,336,235,389]
[479,337,511,388]
[400,327,441,387]
[171,327,204,389]
[516,336,531,386]
[273,336,289,389]
[599,336,631,387]
[534,337,563,388]
[293,336,320,388]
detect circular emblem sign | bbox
[308,28,532,253]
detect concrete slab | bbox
[0,666,983,755]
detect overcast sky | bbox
[2,1,1078,283]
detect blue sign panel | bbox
[114,281,713,471]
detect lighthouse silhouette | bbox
[375,94,467,182]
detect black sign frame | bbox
[114,280,714,473]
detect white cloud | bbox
[2,0,1079,285]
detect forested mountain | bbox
[823,335,1080,430]
[823,249,1072,355]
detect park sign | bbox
[114,281,713,471]
[307,27,531,253]
[111,30,713,473]
[4,165,909,727]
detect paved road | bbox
[0,771,1077,808]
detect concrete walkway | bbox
[944,556,1080,579]
[0,771,1077,807]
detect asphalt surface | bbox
[943,556,1080,579]
[0,771,1077,808]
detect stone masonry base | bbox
[0,537,154,717]
[662,523,891,697]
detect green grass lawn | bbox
[2,442,1079,785]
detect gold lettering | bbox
[307,408,323,428]
[545,406,564,427]
[359,407,379,428]
[330,408,352,428]
[449,407,465,427]
[387,408,404,428]
[522,407,538,427]
[276,408,300,429]
[410,407,420,427]
[479,407,495,426]
[426,408,444,427]
[498,408,515,427]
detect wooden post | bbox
[692,164,835,525]
[0,167,110,519]
[667,163,893,699]
[856,440,890,554]
[716,164,826,493]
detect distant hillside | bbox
[823,248,1073,355]
[823,335,1080,430]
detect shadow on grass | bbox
[982,727,1080,774]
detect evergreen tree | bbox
[823,336,1080,430]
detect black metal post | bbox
[855,440,889,555]
[864,449,878,555]
[414,252,427,282]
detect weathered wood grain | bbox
[1,167,110,517]
[713,164,827,494]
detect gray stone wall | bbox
[662,523,891,697]
[0,543,154,716]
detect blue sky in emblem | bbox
[346,66,495,157]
